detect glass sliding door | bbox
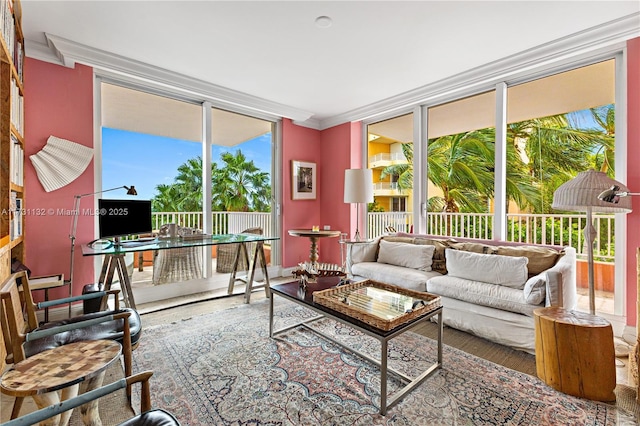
[426,91,496,239]
[208,107,276,282]
[367,113,414,236]
[505,59,619,315]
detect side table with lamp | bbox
[540,170,636,402]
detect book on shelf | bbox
[9,134,23,186]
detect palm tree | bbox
[213,150,271,212]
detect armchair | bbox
[1,284,130,421]
[1,271,141,417]
[216,227,263,273]
[1,371,181,426]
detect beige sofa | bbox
[346,233,577,353]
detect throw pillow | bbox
[445,248,529,289]
[523,274,546,304]
[496,246,561,277]
[348,240,378,264]
[448,241,499,255]
[377,239,435,271]
[414,238,452,274]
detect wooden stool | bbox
[534,307,616,402]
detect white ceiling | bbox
[20,1,640,129]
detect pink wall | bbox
[24,59,95,299]
[280,120,363,267]
[318,121,363,263]
[281,119,322,267]
[626,36,640,326]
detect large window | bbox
[100,82,277,304]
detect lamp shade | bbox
[344,169,374,204]
[552,169,632,213]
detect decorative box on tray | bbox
[312,280,441,331]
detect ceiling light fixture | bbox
[315,16,332,29]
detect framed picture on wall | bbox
[291,160,316,200]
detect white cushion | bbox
[377,239,435,271]
[523,274,546,304]
[445,248,528,289]
[351,262,441,291]
[427,275,540,316]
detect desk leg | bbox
[227,244,243,294]
[99,256,118,311]
[243,243,259,304]
[243,242,271,303]
[115,255,136,309]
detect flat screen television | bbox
[98,199,153,240]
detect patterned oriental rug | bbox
[132,298,635,425]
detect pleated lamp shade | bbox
[29,136,94,192]
[552,169,632,213]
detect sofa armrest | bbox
[545,270,564,307]
[543,247,577,309]
[346,237,380,275]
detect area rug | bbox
[132,298,636,425]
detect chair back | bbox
[0,305,8,373]
[0,272,32,363]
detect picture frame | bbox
[291,160,316,200]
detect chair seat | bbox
[25,308,142,357]
[119,409,181,426]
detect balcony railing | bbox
[367,211,617,262]
[152,212,272,237]
[150,211,617,263]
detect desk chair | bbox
[1,372,181,426]
[1,272,137,418]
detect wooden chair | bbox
[1,371,181,426]
[0,272,135,419]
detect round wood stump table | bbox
[534,306,616,402]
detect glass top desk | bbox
[82,233,280,307]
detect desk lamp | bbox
[67,185,136,316]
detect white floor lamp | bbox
[552,170,632,315]
[344,169,373,241]
[67,185,137,316]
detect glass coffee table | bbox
[269,277,443,415]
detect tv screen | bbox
[98,199,153,239]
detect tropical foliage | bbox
[152,150,271,213]
[379,105,615,215]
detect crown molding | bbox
[38,34,315,124]
[25,13,639,131]
[319,12,640,130]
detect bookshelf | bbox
[0,0,24,282]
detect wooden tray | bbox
[312,280,441,331]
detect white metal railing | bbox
[152,212,272,237]
[367,211,616,262]
[152,211,616,262]
[373,182,400,191]
[368,152,407,164]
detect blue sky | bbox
[102,128,273,200]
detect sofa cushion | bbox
[523,273,546,304]
[427,275,541,316]
[496,245,562,277]
[445,249,529,289]
[377,239,435,271]
[351,262,441,291]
